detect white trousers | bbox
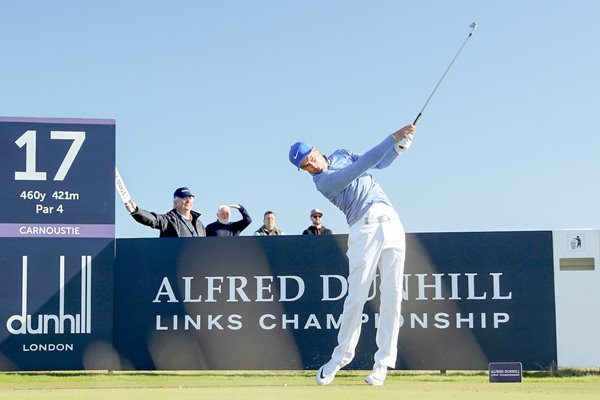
[331,203,406,369]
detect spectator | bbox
[125,187,206,237]
[254,211,284,236]
[206,204,252,237]
[302,208,333,235]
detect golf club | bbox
[413,22,477,126]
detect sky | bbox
[1,1,599,238]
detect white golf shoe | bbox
[364,365,387,386]
[315,359,341,385]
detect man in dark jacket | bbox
[125,187,206,237]
[302,208,333,235]
[206,204,252,236]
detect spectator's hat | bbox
[173,187,194,198]
[289,141,312,169]
[310,208,323,217]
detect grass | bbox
[0,370,599,400]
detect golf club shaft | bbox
[413,23,477,126]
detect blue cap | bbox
[173,187,194,198]
[289,141,312,169]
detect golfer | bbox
[288,124,415,386]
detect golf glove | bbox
[394,133,413,154]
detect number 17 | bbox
[14,130,86,181]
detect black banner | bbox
[113,232,556,370]
[0,239,114,370]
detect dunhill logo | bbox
[6,255,92,335]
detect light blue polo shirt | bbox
[312,135,399,226]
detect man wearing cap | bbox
[289,124,415,386]
[302,208,333,235]
[124,187,206,237]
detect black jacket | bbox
[302,225,333,235]
[206,205,253,237]
[131,208,206,237]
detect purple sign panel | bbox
[0,117,115,370]
[489,362,523,382]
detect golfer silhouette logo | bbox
[570,235,583,250]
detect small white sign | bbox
[567,234,584,251]
[115,168,131,203]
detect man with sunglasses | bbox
[289,124,415,386]
[302,208,333,235]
